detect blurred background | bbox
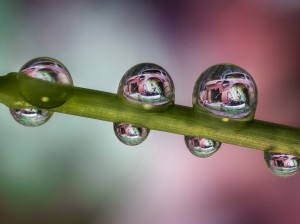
[0,0,299,223]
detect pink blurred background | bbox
[0,0,299,223]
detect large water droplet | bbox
[193,64,258,121]
[185,136,221,158]
[264,152,300,177]
[17,57,74,109]
[113,123,149,146]
[10,57,73,127]
[118,63,175,110]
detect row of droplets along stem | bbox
[9,57,300,177]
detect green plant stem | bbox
[1,73,299,155]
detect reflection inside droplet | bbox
[193,64,258,120]
[113,123,149,146]
[118,63,175,109]
[184,136,221,158]
[264,152,300,177]
[10,108,52,127]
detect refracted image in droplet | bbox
[19,57,73,84]
[10,109,52,127]
[193,64,258,120]
[264,152,300,177]
[113,123,149,146]
[184,136,221,158]
[10,57,73,127]
[118,63,175,108]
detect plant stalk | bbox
[1,73,299,155]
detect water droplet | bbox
[17,57,74,109]
[113,123,149,146]
[264,152,300,177]
[10,57,73,126]
[9,108,52,127]
[118,63,175,110]
[193,64,258,120]
[184,136,221,158]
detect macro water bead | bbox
[10,109,52,127]
[264,152,300,177]
[10,57,73,127]
[113,123,149,146]
[185,136,221,158]
[17,57,74,109]
[118,63,175,109]
[193,64,258,120]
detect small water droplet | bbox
[118,63,175,110]
[264,152,300,177]
[185,136,221,158]
[113,123,149,146]
[9,108,52,127]
[193,64,258,120]
[10,57,73,126]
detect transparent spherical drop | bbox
[10,57,73,127]
[264,152,300,177]
[113,123,149,146]
[184,136,221,158]
[17,57,74,109]
[9,108,52,127]
[118,63,175,110]
[193,64,258,120]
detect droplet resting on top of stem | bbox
[117,62,175,111]
[193,64,258,121]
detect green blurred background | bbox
[0,0,299,223]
